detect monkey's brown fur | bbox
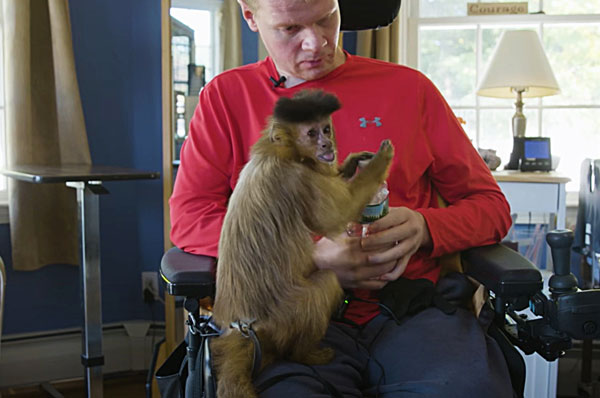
[211,90,394,398]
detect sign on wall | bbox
[467,2,528,15]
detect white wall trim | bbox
[0,321,165,388]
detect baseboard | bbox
[0,320,165,388]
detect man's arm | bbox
[413,72,512,257]
[169,85,234,257]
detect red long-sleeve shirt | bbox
[170,53,512,324]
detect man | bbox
[170,0,514,396]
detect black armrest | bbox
[160,247,216,298]
[159,242,542,303]
[462,244,543,301]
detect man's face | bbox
[240,0,345,81]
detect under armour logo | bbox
[359,117,382,128]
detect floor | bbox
[558,344,600,398]
[0,371,148,398]
[0,350,599,398]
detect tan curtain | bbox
[355,17,401,63]
[219,0,242,71]
[3,0,91,271]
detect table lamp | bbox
[477,30,560,170]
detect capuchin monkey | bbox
[211,90,395,398]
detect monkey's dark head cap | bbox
[273,90,341,124]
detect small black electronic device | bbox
[520,137,552,171]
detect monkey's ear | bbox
[269,122,289,143]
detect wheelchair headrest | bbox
[339,0,402,31]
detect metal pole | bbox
[67,181,106,398]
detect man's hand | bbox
[361,207,432,282]
[313,232,397,290]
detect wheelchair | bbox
[156,229,600,398]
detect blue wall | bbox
[1,0,164,335]
[241,16,258,65]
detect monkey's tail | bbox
[211,331,258,398]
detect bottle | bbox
[357,159,389,237]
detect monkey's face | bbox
[297,118,337,163]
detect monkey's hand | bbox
[360,207,433,282]
[354,140,394,183]
[338,151,375,179]
[313,234,398,290]
[375,139,394,162]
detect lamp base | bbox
[505,137,525,170]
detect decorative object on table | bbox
[476,30,560,170]
[551,155,560,171]
[478,148,502,171]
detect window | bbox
[170,0,222,84]
[403,0,600,191]
[170,0,222,162]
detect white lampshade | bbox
[477,30,560,98]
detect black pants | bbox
[255,296,513,397]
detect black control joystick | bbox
[547,229,578,295]
[505,229,600,357]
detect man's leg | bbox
[362,308,514,398]
[255,321,368,398]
